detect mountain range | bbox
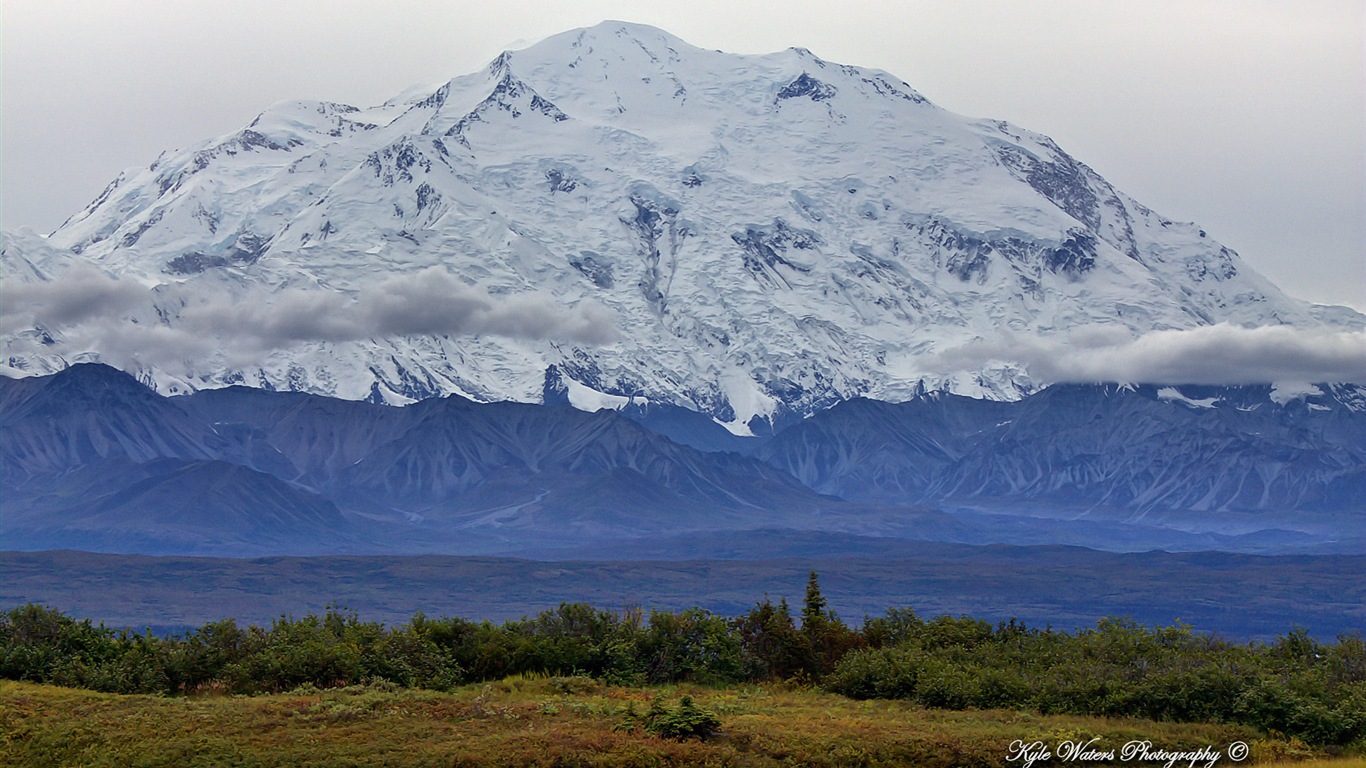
[3,21,1361,435]
[3,363,1361,557]
[2,23,1362,566]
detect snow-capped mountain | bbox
[3,22,1360,431]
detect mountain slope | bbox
[175,382,832,530]
[0,362,216,478]
[3,22,1360,432]
[4,364,931,556]
[1,365,1360,556]
[758,383,1366,543]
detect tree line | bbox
[2,572,1362,746]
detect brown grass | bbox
[1,678,1357,767]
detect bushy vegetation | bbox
[829,614,1366,747]
[617,694,723,740]
[3,571,1363,748]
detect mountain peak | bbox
[541,20,693,51]
[2,24,1360,429]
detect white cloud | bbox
[0,265,146,327]
[7,268,1362,387]
[931,324,1366,385]
[2,267,619,370]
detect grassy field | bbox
[3,677,1358,768]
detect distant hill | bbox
[2,364,1362,557]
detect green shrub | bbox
[642,695,722,741]
[828,646,922,700]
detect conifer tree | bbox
[801,570,828,631]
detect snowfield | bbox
[3,21,1361,433]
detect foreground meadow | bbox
[4,572,1364,766]
[0,677,1348,767]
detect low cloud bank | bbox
[2,265,146,326]
[931,324,1366,385]
[6,267,1363,387]
[168,269,620,348]
[2,267,620,369]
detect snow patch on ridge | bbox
[1157,387,1219,409]
[563,375,649,412]
[1270,382,1325,405]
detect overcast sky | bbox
[3,0,1362,311]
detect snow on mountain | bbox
[3,21,1361,432]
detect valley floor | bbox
[1,678,1353,767]
[4,545,1363,641]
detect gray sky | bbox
[4,0,1363,311]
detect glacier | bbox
[2,21,1362,433]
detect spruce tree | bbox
[801,570,828,631]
